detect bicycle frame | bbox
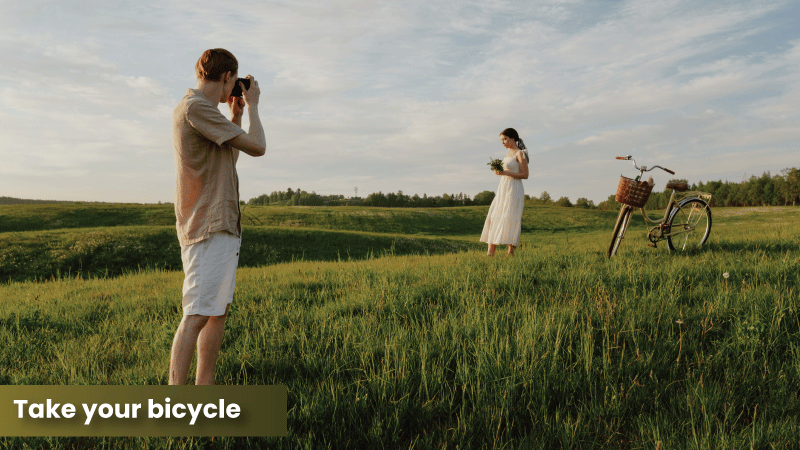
[637,190,712,240]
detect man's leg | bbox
[195,304,230,385]
[169,314,210,385]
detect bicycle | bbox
[608,155,712,258]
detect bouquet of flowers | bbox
[488,157,504,173]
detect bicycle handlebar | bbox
[616,155,674,175]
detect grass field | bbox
[1,203,799,449]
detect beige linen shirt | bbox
[172,89,246,247]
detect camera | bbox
[230,78,251,97]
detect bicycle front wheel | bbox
[608,205,633,258]
[666,198,712,252]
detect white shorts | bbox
[180,231,242,316]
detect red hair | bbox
[195,48,238,81]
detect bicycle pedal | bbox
[647,244,657,248]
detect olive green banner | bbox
[0,385,286,437]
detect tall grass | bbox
[0,205,798,448]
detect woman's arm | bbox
[515,152,529,179]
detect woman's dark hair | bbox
[501,128,529,162]
[195,48,238,81]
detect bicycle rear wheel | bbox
[666,198,712,252]
[608,205,633,258]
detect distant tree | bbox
[731,183,747,207]
[555,196,573,207]
[248,194,270,206]
[436,194,453,207]
[574,197,597,209]
[747,174,766,206]
[474,191,495,205]
[386,192,399,207]
[696,180,723,207]
[364,191,387,207]
[597,194,620,211]
[784,168,800,205]
[307,191,324,206]
[539,191,552,204]
[396,190,409,207]
[715,183,731,207]
[764,175,780,205]
[643,190,668,210]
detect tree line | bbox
[695,168,799,207]
[595,167,800,210]
[247,167,799,210]
[247,189,499,207]
[0,197,75,205]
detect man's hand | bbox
[227,96,245,124]
[241,75,260,108]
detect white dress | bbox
[480,153,525,246]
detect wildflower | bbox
[723,272,729,279]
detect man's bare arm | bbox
[229,106,266,157]
[228,76,266,157]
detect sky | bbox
[1,0,799,205]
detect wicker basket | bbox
[615,176,653,208]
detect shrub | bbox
[555,196,573,207]
[473,191,495,205]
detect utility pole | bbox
[354,187,358,198]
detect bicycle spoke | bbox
[685,209,695,231]
[687,207,704,229]
[683,210,697,249]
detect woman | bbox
[480,128,529,256]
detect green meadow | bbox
[0,203,798,449]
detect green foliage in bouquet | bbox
[488,158,504,172]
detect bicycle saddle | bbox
[666,182,688,192]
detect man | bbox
[169,48,266,385]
